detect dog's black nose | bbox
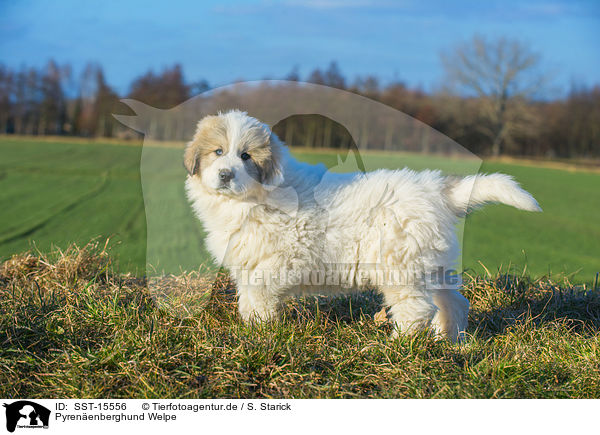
[219,169,234,183]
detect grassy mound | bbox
[1,242,599,398]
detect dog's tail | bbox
[445,173,542,216]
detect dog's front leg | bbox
[237,283,282,323]
[380,285,438,338]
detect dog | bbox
[184,110,541,341]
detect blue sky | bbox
[1,0,598,96]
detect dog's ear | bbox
[184,115,223,176]
[261,135,284,188]
[183,143,200,176]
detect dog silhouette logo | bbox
[3,401,50,432]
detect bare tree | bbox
[39,60,69,135]
[441,35,548,156]
[285,65,300,82]
[129,64,190,109]
[307,61,346,89]
[0,65,12,133]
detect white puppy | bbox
[184,110,541,341]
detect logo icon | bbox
[3,401,50,433]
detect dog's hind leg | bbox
[380,285,438,338]
[431,289,470,342]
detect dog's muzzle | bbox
[219,169,234,185]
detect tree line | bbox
[0,36,598,158]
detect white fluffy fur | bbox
[185,110,541,341]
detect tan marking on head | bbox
[183,115,229,176]
[245,133,283,184]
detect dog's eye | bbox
[215,149,223,156]
[240,152,251,161]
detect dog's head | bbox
[184,110,283,197]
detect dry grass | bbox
[1,241,599,398]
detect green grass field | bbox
[1,137,599,399]
[0,137,598,282]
